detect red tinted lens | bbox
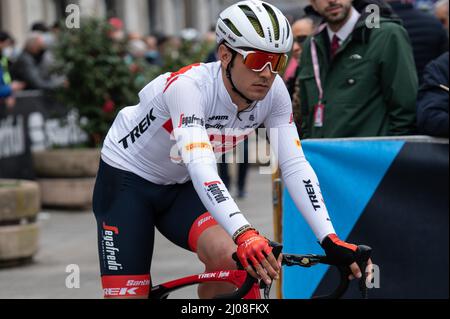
[243,51,287,73]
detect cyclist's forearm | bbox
[282,160,336,242]
[188,162,250,238]
[275,125,335,242]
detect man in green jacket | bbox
[296,0,418,138]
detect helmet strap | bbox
[226,50,254,105]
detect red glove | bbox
[235,229,272,270]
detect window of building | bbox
[105,0,119,18]
[54,0,71,21]
[147,0,157,33]
[0,3,3,29]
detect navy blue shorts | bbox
[92,159,218,297]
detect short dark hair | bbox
[0,31,12,43]
[31,22,49,32]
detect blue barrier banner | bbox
[282,138,448,299]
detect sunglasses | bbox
[225,43,288,74]
[295,36,308,44]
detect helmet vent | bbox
[238,5,264,37]
[285,18,290,40]
[262,3,280,40]
[223,19,242,37]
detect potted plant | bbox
[32,18,154,209]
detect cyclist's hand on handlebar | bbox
[235,229,280,285]
[321,234,372,280]
[349,257,373,281]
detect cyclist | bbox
[93,0,372,299]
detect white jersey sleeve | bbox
[265,77,335,243]
[163,76,251,238]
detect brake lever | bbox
[260,242,283,299]
[259,280,272,299]
[313,245,372,299]
[334,245,372,299]
[355,245,372,299]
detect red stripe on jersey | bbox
[163,63,201,93]
[163,119,174,134]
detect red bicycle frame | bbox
[150,269,261,299]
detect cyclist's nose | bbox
[259,64,272,78]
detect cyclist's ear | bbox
[218,43,232,65]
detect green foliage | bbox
[54,18,142,147]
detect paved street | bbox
[0,165,278,299]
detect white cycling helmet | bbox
[216,0,293,54]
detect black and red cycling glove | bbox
[320,233,358,266]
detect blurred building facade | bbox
[0,0,306,45]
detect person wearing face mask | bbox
[1,38,19,63]
[0,31,26,108]
[144,35,163,66]
[10,32,64,91]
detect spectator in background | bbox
[205,26,219,63]
[31,22,65,88]
[0,31,26,108]
[284,17,316,95]
[144,35,163,66]
[205,47,218,63]
[51,21,62,35]
[1,36,20,63]
[125,35,150,88]
[284,18,316,136]
[10,32,64,91]
[31,22,49,33]
[434,0,449,31]
[417,52,449,137]
[387,0,448,83]
[296,0,418,138]
[127,38,147,59]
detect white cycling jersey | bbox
[102,61,335,240]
